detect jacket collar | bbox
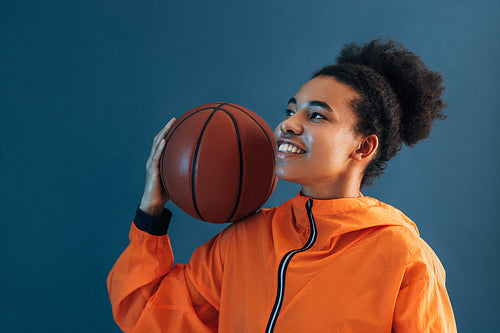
[285,191,419,237]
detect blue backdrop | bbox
[1,0,498,331]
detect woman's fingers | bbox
[153,117,176,146]
[152,138,166,164]
[140,117,177,215]
[149,117,176,166]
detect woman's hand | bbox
[139,118,176,216]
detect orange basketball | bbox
[160,102,277,223]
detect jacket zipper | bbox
[265,198,318,333]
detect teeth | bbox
[278,143,304,154]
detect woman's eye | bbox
[311,112,326,120]
[285,109,296,118]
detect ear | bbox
[351,134,378,162]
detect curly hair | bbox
[313,38,447,188]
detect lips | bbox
[277,140,306,154]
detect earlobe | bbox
[353,135,378,161]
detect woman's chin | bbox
[274,170,302,184]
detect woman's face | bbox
[274,76,363,196]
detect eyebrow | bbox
[287,97,333,112]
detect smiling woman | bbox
[107,38,457,332]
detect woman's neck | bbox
[300,180,361,200]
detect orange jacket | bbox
[108,193,456,332]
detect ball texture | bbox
[160,102,277,223]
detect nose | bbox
[279,115,304,135]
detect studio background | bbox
[1,0,498,332]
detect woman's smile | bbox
[277,139,307,157]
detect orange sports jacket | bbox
[108,193,456,332]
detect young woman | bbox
[108,39,457,332]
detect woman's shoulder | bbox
[384,225,447,287]
[222,206,278,235]
[365,206,447,285]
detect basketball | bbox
[160,102,277,223]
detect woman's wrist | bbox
[139,199,165,217]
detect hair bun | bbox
[336,38,446,146]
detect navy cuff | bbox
[133,206,172,236]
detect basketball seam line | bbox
[191,103,230,221]
[219,109,243,222]
[159,106,217,193]
[227,103,277,204]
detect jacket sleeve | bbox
[392,271,457,332]
[107,208,224,332]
